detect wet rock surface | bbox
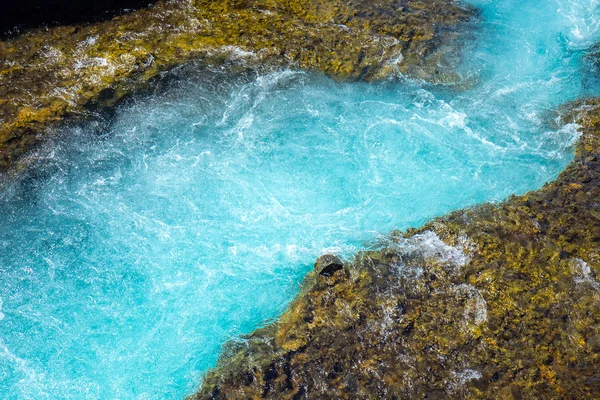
[192,100,600,398]
[314,254,344,277]
[0,0,473,172]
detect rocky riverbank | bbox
[0,0,473,172]
[192,99,600,398]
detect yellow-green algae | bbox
[192,100,600,399]
[0,0,472,172]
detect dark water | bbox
[0,0,157,36]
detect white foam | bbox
[397,231,471,268]
[74,57,110,70]
[215,45,258,60]
[40,46,64,64]
[557,0,600,47]
[539,123,582,158]
[447,368,482,394]
[574,258,600,290]
[77,35,99,49]
[321,246,345,255]
[455,284,488,326]
[0,340,45,395]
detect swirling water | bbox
[1,0,599,398]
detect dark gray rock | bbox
[314,254,343,277]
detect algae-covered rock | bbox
[191,100,600,398]
[0,0,473,172]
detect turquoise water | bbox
[1,0,600,398]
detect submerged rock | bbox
[191,100,600,398]
[0,0,473,172]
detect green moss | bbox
[191,100,600,398]
[0,0,473,172]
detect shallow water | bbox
[1,0,599,398]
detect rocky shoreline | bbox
[192,99,600,398]
[0,0,473,173]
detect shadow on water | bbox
[0,0,158,37]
